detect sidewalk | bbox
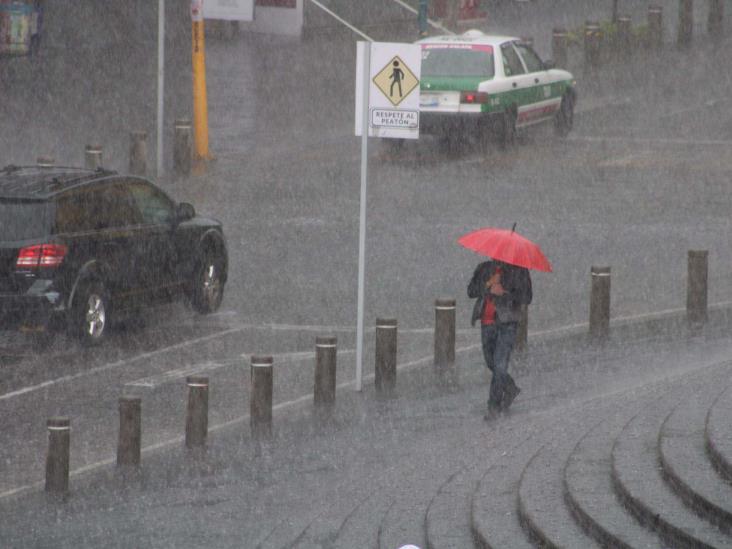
[3,306,732,548]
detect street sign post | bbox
[157,0,165,177]
[354,41,421,391]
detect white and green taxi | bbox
[416,30,576,148]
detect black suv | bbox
[0,165,228,345]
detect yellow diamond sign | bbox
[372,56,419,107]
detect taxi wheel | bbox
[554,93,574,137]
[497,108,516,150]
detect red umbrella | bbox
[458,225,552,272]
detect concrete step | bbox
[471,445,537,549]
[515,392,640,549]
[706,385,732,483]
[659,381,732,532]
[611,362,732,548]
[374,395,523,549]
[425,464,486,549]
[518,443,602,549]
[470,407,566,549]
[563,391,667,549]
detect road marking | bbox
[307,0,374,42]
[657,98,729,120]
[388,0,456,35]
[124,359,240,389]
[124,350,359,390]
[6,301,732,403]
[0,327,246,403]
[568,135,732,147]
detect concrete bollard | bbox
[173,119,192,177]
[117,396,141,467]
[648,5,664,49]
[129,131,148,176]
[615,15,632,61]
[678,0,693,47]
[515,304,529,352]
[445,0,459,31]
[45,417,70,496]
[434,299,456,380]
[250,356,273,439]
[584,21,602,71]
[375,318,398,395]
[589,266,611,339]
[36,156,54,167]
[84,145,103,170]
[551,28,568,68]
[687,250,708,326]
[708,0,724,39]
[314,336,337,409]
[185,376,209,449]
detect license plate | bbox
[420,94,440,107]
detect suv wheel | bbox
[191,252,225,314]
[72,281,109,346]
[554,92,574,137]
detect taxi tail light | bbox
[16,244,67,269]
[460,91,489,104]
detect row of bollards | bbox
[128,121,193,178]
[41,120,194,179]
[589,250,708,338]
[44,250,710,497]
[552,2,726,72]
[43,307,456,497]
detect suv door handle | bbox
[512,82,518,88]
[534,78,540,84]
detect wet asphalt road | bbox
[1,3,732,507]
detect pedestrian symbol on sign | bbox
[372,55,419,107]
[390,60,405,98]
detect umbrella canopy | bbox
[458,226,552,272]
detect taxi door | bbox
[512,42,561,126]
[499,41,532,118]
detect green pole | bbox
[418,0,428,37]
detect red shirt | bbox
[481,267,502,325]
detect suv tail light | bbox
[460,91,489,104]
[16,244,67,269]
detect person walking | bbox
[468,259,532,420]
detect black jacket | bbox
[468,261,532,326]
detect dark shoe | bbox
[484,404,501,421]
[501,384,521,411]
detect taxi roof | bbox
[415,30,518,48]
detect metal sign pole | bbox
[355,41,370,392]
[157,0,165,177]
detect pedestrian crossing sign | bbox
[355,42,421,139]
[372,56,419,107]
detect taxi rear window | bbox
[421,45,494,78]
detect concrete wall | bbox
[0,0,192,176]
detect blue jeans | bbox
[481,322,518,408]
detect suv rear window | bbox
[0,199,48,241]
[421,44,495,78]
